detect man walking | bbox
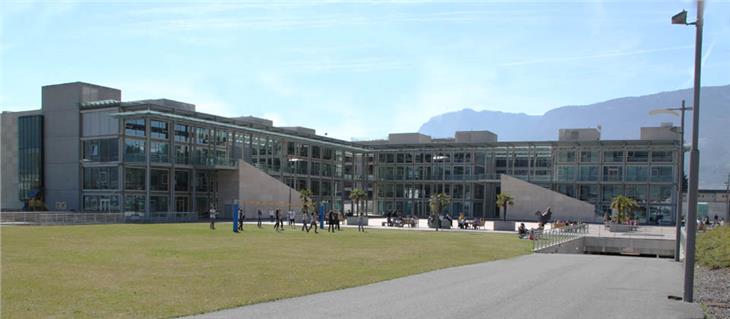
[274,209,282,231]
[301,210,310,232]
[289,209,296,229]
[257,209,263,228]
[209,205,217,230]
[358,212,365,232]
[309,211,318,233]
[238,208,245,231]
[328,210,336,233]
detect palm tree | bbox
[610,195,639,224]
[349,188,366,217]
[299,188,314,215]
[496,193,515,221]
[429,193,451,230]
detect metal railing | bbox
[532,223,589,251]
[1,212,125,225]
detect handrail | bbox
[532,223,589,251]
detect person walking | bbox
[309,211,318,233]
[209,205,217,230]
[274,209,282,231]
[328,210,336,233]
[257,209,263,228]
[337,211,343,231]
[289,209,296,229]
[238,208,245,231]
[358,212,365,232]
[301,210,310,232]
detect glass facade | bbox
[18,115,43,201]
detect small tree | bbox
[429,193,451,229]
[349,188,366,217]
[496,193,515,221]
[299,188,314,215]
[610,195,639,223]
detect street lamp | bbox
[287,157,302,212]
[649,100,692,262]
[672,0,703,303]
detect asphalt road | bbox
[185,254,703,319]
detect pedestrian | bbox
[274,209,282,231]
[302,210,310,232]
[309,211,318,233]
[257,209,263,228]
[336,211,343,231]
[328,210,336,233]
[358,212,365,232]
[269,210,274,223]
[238,207,245,231]
[209,205,217,230]
[289,209,296,229]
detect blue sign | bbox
[319,204,325,229]
[233,203,239,233]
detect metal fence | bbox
[532,223,589,251]
[1,212,125,225]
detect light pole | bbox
[287,157,302,212]
[672,0,703,303]
[650,100,692,262]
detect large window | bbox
[603,151,624,162]
[627,151,649,162]
[196,127,210,144]
[150,169,169,191]
[650,166,673,182]
[601,185,623,202]
[175,145,190,164]
[125,195,145,212]
[150,196,169,213]
[83,194,120,211]
[124,139,145,162]
[125,119,145,137]
[83,167,119,190]
[175,124,191,143]
[557,150,576,162]
[625,185,647,202]
[174,170,190,191]
[125,168,145,190]
[579,185,598,202]
[580,151,599,163]
[602,166,623,182]
[651,151,673,163]
[150,141,170,163]
[150,120,169,140]
[556,166,575,182]
[625,166,648,182]
[650,185,673,203]
[83,139,119,162]
[578,166,599,181]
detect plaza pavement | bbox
[185,254,702,319]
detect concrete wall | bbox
[42,82,121,211]
[454,131,497,143]
[558,128,600,141]
[537,237,675,257]
[388,133,432,144]
[218,160,303,220]
[1,110,42,210]
[500,174,598,222]
[640,125,678,141]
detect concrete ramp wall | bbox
[218,160,303,219]
[500,175,597,222]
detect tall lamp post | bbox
[672,0,703,303]
[650,100,692,262]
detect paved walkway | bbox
[185,254,702,319]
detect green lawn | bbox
[697,225,730,269]
[1,223,531,318]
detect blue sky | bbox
[1,0,729,140]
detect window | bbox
[578,166,599,181]
[150,120,168,140]
[124,168,145,190]
[175,170,190,191]
[83,194,120,211]
[83,139,119,162]
[311,146,321,159]
[556,184,576,197]
[558,150,576,162]
[125,195,145,212]
[175,124,190,143]
[579,185,598,202]
[625,185,647,202]
[124,139,145,162]
[651,151,673,163]
[603,151,624,162]
[150,169,169,191]
[556,166,575,182]
[602,166,623,182]
[125,119,145,137]
[627,151,649,162]
[195,127,210,144]
[150,141,169,163]
[175,145,190,164]
[602,185,623,202]
[83,167,119,190]
[580,151,599,163]
[650,185,673,203]
[651,166,673,182]
[150,196,169,213]
[625,166,648,182]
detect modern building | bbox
[0,82,681,224]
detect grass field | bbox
[1,223,531,318]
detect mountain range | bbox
[418,85,730,189]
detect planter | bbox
[493,221,516,231]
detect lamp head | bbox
[672,10,688,25]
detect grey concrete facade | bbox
[1,110,42,210]
[501,174,597,222]
[218,160,303,219]
[42,82,120,211]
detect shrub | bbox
[696,225,730,269]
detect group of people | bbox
[208,205,367,233]
[699,215,726,230]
